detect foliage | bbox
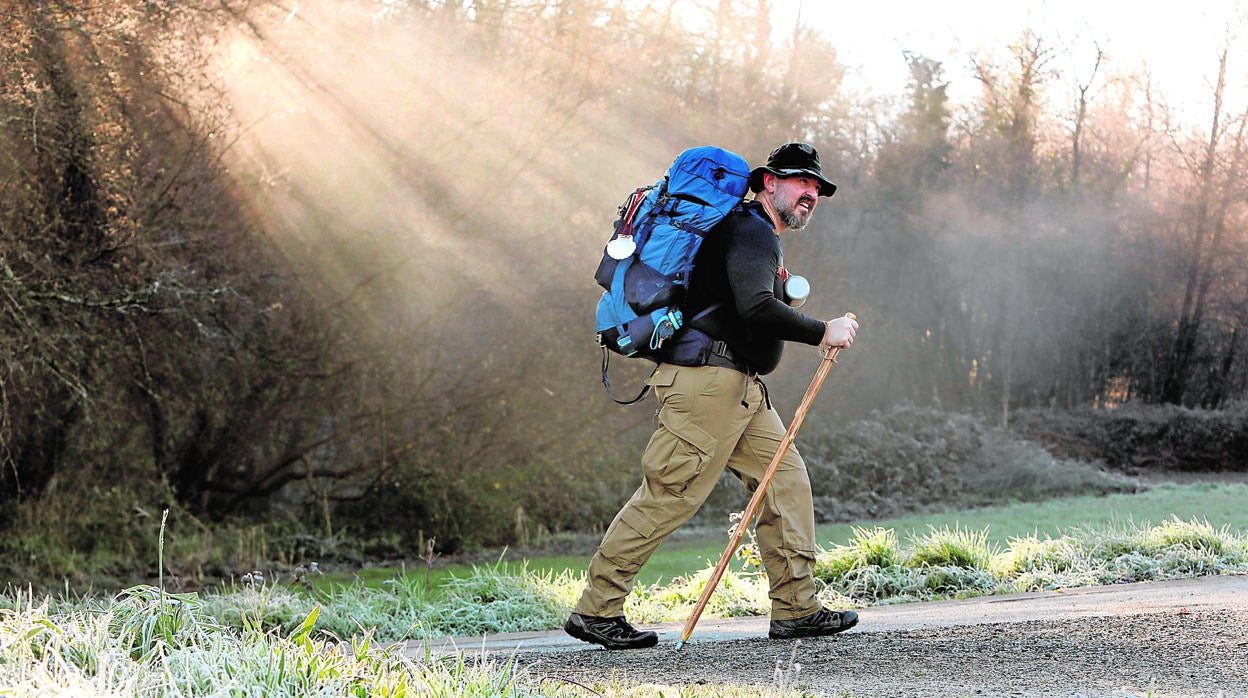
[6,512,1245,670]
[627,566,771,623]
[3,493,1248,695]
[1015,402,1248,474]
[992,535,1083,576]
[0,585,594,697]
[908,525,994,569]
[1,0,1248,573]
[0,486,329,591]
[0,1,385,534]
[798,404,1138,524]
[181,560,774,641]
[119,510,1248,641]
[430,563,580,636]
[812,516,1248,603]
[198,562,584,642]
[813,526,903,579]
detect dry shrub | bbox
[800,404,1139,523]
[1014,402,1248,474]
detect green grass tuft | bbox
[811,514,1248,605]
[1144,515,1229,555]
[993,535,1083,576]
[908,525,994,569]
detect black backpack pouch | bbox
[660,328,714,366]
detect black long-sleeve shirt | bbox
[680,201,826,375]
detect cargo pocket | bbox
[644,407,716,497]
[646,364,680,389]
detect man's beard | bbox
[776,189,815,230]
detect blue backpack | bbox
[594,146,750,402]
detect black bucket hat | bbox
[748,142,837,197]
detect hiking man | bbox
[566,142,860,649]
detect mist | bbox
[212,0,1247,444]
[214,3,860,430]
[0,0,1245,566]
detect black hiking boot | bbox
[768,608,859,640]
[564,612,659,650]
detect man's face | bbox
[772,175,821,230]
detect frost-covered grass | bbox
[0,584,798,697]
[4,514,1242,696]
[45,515,1243,644]
[5,484,1248,696]
[811,515,1248,608]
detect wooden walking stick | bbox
[674,313,856,651]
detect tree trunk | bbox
[1161,47,1230,404]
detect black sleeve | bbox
[724,225,827,345]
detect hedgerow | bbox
[1014,402,1248,474]
[797,404,1139,523]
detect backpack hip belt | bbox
[698,340,754,377]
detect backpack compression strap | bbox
[619,186,650,236]
[600,347,651,405]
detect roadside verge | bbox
[408,574,1248,656]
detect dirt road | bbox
[422,575,1248,697]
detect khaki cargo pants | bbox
[574,363,820,621]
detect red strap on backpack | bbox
[618,187,650,237]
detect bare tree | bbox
[1162,45,1248,404]
[1069,44,1103,187]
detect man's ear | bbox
[762,172,778,194]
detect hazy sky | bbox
[773,0,1246,125]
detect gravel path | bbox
[506,591,1248,697]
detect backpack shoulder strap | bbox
[743,201,771,227]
